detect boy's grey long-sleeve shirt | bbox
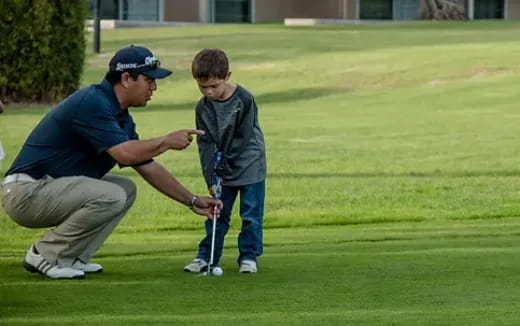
[195,84,266,187]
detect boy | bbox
[184,49,266,274]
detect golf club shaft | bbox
[209,175,221,268]
[208,152,222,276]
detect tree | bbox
[0,0,87,104]
[419,0,466,20]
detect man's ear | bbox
[120,72,131,88]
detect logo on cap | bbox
[115,56,159,72]
[144,56,156,65]
[115,63,137,71]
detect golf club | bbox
[207,151,222,276]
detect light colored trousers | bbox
[1,174,136,268]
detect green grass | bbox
[3,220,520,325]
[2,21,520,325]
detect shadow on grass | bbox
[0,102,193,115]
[255,87,346,105]
[268,170,520,178]
[142,87,347,112]
[0,87,346,115]
[112,169,520,179]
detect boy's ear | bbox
[226,71,232,81]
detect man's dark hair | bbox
[104,71,140,85]
[192,49,229,80]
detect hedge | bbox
[0,0,87,104]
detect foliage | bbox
[419,0,466,20]
[0,0,87,103]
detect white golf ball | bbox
[212,267,223,276]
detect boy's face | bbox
[196,73,230,101]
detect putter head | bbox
[195,271,209,277]
[198,265,212,276]
[197,266,223,277]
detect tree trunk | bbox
[419,0,466,20]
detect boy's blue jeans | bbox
[196,180,265,266]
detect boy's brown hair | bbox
[191,49,229,80]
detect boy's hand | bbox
[192,196,223,219]
[208,185,222,198]
[165,129,204,150]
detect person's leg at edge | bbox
[237,180,265,265]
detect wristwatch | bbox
[189,195,199,210]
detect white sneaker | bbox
[23,245,85,279]
[183,258,208,273]
[239,260,257,274]
[72,259,103,273]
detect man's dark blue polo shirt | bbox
[6,80,139,179]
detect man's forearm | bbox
[125,138,170,160]
[108,129,202,166]
[108,137,169,166]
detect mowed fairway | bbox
[2,22,520,325]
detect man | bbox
[1,45,222,279]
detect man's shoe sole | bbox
[23,260,39,273]
[23,260,85,279]
[83,269,103,274]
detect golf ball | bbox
[212,267,223,276]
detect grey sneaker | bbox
[183,258,208,273]
[23,245,85,279]
[72,259,103,273]
[239,260,257,274]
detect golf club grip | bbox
[213,152,222,199]
[214,175,221,200]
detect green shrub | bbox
[0,0,87,104]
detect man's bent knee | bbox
[102,175,137,208]
[93,184,128,217]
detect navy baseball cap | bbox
[109,45,172,79]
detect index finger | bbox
[185,129,205,136]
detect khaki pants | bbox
[1,174,136,267]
